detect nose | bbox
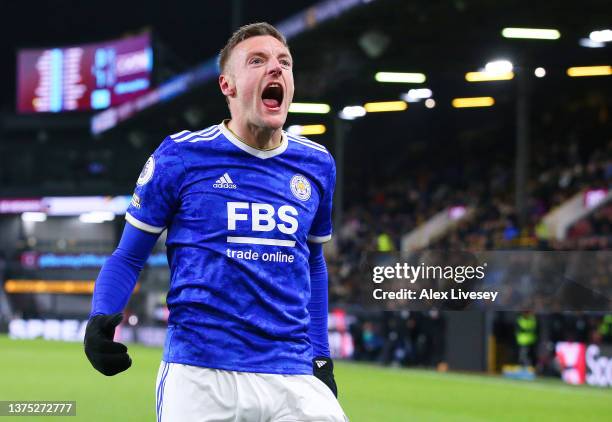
[267,61,282,76]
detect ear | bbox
[219,74,236,98]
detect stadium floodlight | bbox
[425,99,436,109]
[485,60,513,74]
[339,106,366,120]
[579,38,605,48]
[465,71,514,82]
[567,66,612,77]
[79,211,115,223]
[534,67,546,78]
[590,29,612,43]
[287,124,327,136]
[452,97,495,108]
[501,27,561,40]
[21,212,47,222]
[288,103,331,114]
[375,72,426,83]
[448,205,467,220]
[401,88,432,102]
[363,101,408,112]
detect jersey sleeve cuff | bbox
[125,212,165,234]
[307,233,332,243]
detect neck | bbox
[226,118,282,150]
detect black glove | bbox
[313,357,338,397]
[84,313,132,376]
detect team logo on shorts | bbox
[290,174,311,201]
[137,156,155,186]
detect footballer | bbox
[84,22,348,421]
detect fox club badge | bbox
[290,174,311,201]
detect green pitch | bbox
[0,336,610,421]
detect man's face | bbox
[220,35,294,130]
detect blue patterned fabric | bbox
[126,122,335,374]
[306,242,330,358]
[90,223,158,317]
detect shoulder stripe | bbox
[187,129,221,143]
[287,133,326,150]
[195,125,220,136]
[178,126,218,142]
[173,130,197,142]
[286,133,327,150]
[170,130,190,139]
[172,125,219,142]
[287,136,328,153]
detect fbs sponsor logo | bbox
[214,172,237,189]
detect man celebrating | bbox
[85,22,347,421]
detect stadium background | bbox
[0,0,611,420]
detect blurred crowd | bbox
[327,95,611,303]
[348,310,445,368]
[326,94,612,369]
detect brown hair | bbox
[219,22,289,73]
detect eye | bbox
[250,57,263,65]
[280,59,292,67]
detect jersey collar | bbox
[219,120,288,159]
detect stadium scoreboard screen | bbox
[17,32,152,113]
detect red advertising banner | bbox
[556,342,612,387]
[556,342,586,385]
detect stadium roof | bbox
[1,0,610,134]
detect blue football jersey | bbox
[126,121,335,374]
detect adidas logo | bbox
[315,360,327,368]
[213,172,237,189]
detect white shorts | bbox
[155,361,349,422]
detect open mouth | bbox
[261,82,284,110]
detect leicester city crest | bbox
[290,174,311,201]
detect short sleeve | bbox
[125,136,185,234]
[308,154,336,243]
